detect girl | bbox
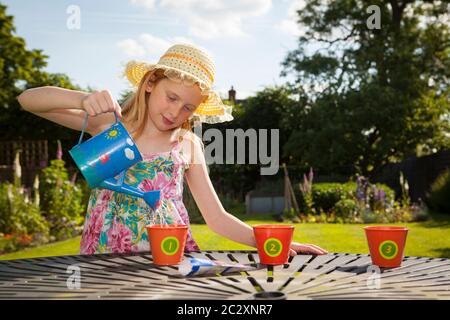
[17,43,327,256]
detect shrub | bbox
[291,170,417,224]
[39,159,85,241]
[0,150,50,249]
[0,182,49,241]
[283,207,302,223]
[295,181,395,214]
[334,198,358,223]
[311,182,356,212]
[426,169,450,214]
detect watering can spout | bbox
[99,178,161,210]
[143,191,161,210]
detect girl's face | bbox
[145,77,204,131]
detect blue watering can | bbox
[69,112,160,209]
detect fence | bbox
[244,149,450,214]
[374,149,450,201]
[0,140,48,187]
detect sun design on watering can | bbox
[105,128,121,140]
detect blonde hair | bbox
[120,68,205,142]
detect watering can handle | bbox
[78,111,119,145]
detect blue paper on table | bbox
[178,258,257,277]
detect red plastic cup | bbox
[146,224,188,266]
[253,224,295,265]
[364,226,409,268]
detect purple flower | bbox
[300,168,314,195]
[356,176,366,201]
[378,189,386,204]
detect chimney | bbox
[228,86,236,105]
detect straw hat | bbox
[123,43,233,125]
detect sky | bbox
[2,0,308,101]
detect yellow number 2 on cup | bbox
[263,238,283,257]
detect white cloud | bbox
[116,33,206,59]
[130,0,273,40]
[135,34,173,57]
[116,35,172,58]
[116,39,146,57]
[275,0,307,37]
[129,0,157,10]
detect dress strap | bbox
[168,133,190,171]
[169,137,181,154]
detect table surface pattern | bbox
[0,251,449,300]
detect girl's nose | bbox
[168,103,183,120]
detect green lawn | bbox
[1,213,449,260]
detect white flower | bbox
[33,174,39,190]
[14,151,21,180]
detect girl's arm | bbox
[184,133,257,248]
[17,86,121,136]
[184,133,328,256]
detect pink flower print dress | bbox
[79,138,200,255]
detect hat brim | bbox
[124,61,233,123]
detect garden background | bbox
[0,1,449,260]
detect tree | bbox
[0,4,83,141]
[281,0,450,177]
[0,3,95,171]
[204,87,304,199]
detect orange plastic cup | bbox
[146,224,188,266]
[364,226,409,268]
[253,224,294,265]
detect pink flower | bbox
[80,207,105,254]
[101,190,113,203]
[56,140,63,160]
[107,219,132,253]
[141,172,166,191]
[141,178,154,192]
[141,172,177,199]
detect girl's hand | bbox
[81,89,122,118]
[289,241,328,256]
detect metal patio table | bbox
[0,250,449,300]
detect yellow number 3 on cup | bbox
[379,240,398,260]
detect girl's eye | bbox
[167,95,177,102]
[184,105,193,112]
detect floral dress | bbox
[79,138,200,255]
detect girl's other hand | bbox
[81,89,122,119]
[289,241,328,256]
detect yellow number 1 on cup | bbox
[161,236,179,256]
